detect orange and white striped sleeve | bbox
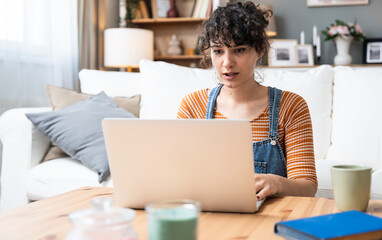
[281,92,317,190]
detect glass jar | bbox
[66,197,138,240]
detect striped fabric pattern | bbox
[177,88,317,189]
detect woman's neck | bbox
[220,80,267,104]
[216,80,269,120]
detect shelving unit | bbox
[154,55,203,60]
[132,17,206,24]
[132,17,207,68]
[265,64,382,68]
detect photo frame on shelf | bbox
[268,39,298,67]
[296,44,314,66]
[362,38,382,64]
[151,0,170,18]
[307,0,369,7]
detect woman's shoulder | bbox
[180,88,209,107]
[279,90,309,112]
[178,88,209,119]
[280,90,307,104]
[182,88,209,101]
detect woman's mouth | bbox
[222,72,239,80]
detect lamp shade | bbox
[260,4,277,37]
[104,28,154,68]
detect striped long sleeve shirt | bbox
[177,88,318,189]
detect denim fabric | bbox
[206,85,287,177]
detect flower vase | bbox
[167,0,178,17]
[334,36,353,65]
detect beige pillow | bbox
[46,85,141,116]
[41,85,141,162]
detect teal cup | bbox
[331,165,372,212]
[146,199,201,240]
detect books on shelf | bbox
[134,0,149,19]
[191,0,212,18]
[189,0,197,17]
[150,0,158,18]
[274,210,382,240]
[139,0,149,19]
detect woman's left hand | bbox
[254,173,317,200]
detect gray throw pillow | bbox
[41,85,141,163]
[26,91,136,182]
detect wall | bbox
[105,0,119,29]
[253,0,382,64]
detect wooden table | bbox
[1,187,382,240]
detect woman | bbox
[177,2,317,200]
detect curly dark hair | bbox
[199,1,272,67]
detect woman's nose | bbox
[222,52,235,68]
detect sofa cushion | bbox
[46,85,141,117]
[79,69,141,97]
[326,67,382,170]
[139,60,216,119]
[261,65,334,160]
[42,85,141,162]
[27,158,113,200]
[25,92,136,182]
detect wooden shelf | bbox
[155,55,203,60]
[131,16,206,68]
[132,17,206,24]
[265,64,382,68]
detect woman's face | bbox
[211,41,263,89]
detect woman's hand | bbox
[255,173,282,200]
[255,173,317,200]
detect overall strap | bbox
[268,87,282,139]
[205,84,223,119]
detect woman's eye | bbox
[213,49,223,54]
[235,48,246,53]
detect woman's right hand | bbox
[254,173,282,200]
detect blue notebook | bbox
[274,210,382,240]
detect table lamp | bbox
[104,28,154,72]
[260,4,277,37]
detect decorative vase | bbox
[334,36,353,65]
[168,35,182,55]
[167,0,179,17]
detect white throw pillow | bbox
[79,69,141,97]
[27,158,112,200]
[139,60,216,119]
[261,65,334,160]
[326,66,382,170]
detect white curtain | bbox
[0,0,79,115]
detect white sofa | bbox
[1,59,382,211]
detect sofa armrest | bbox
[314,159,343,199]
[0,107,51,210]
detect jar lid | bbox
[68,197,136,227]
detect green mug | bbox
[331,165,372,212]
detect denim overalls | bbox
[206,84,287,177]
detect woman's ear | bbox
[258,50,265,59]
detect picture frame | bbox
[151,0,170,18]
[268,39,298,67]
[295,44,314,66]
[362,38,382,64]
[307,0,369,7]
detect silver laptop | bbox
[102,119,264,213]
